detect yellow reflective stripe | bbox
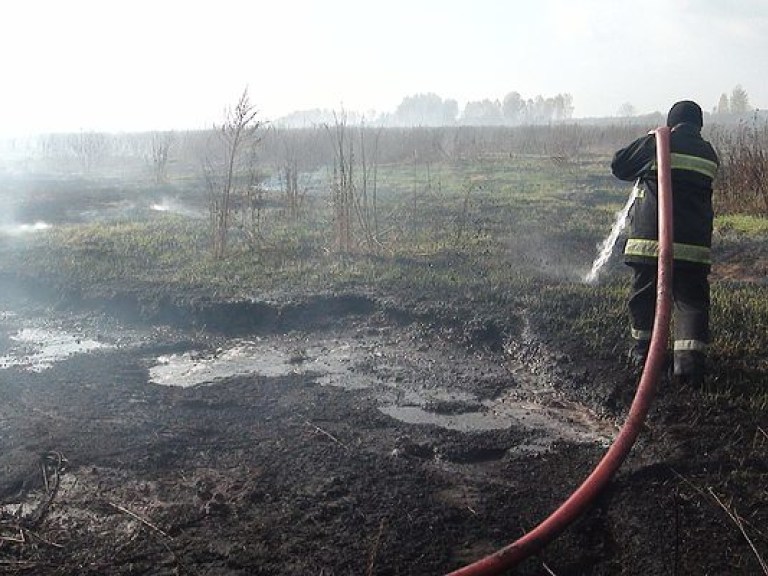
[624,238,711,264]
[674,243,711,263]
[631,328,652,340]
[650,153,718,179]
[671,153,718,179]
[625,239,659,258]
[674,339,708,352]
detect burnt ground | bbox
[1,174,767,575]
[1,275,767,576]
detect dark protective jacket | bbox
[611,123,719,270]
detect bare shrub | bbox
[149,131,174,184]
[326,114,382,254]
[203,89,264,259]
[328,113,354,253]
[272,128,308,222]
[710,119,768,215]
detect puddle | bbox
[380,397,613,446]
[146,330,617,446]
[148,338,380,389]
[150,343,302,387]
[0,327,110,372]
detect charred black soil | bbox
[1,276,767,576]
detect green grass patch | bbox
[715,214,768,236]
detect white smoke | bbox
[0,221,52,236]
[150,197,202,218]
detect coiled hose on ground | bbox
[446,127,674,576]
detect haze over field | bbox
[1,0,766,136]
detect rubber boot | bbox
[673,350,705,388]
[627,341,649,370]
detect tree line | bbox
[276,91,575,128]
[277,84,760,129]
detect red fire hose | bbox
[446,127,674,576]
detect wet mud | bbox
[1,282,767,575]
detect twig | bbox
[0,530,25,544]
[22,528,64,549]
[758,426,768,442]
[542,562,559,575]
[671,468,768,540]
[1,452,67,540]
[366,517,387,576]
[304,420,349,450]
[672,468,768,538]
[108,503,171,539]
[708,487,768,575]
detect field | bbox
[1,124,767,575]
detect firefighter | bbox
[611,100,719,386]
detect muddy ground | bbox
[1,276,767,576]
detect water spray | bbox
[583,180,640,284]
[446,127,674,575]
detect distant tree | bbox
[502,92,525,124]
[552,93,574,121]
[538,96,554,122]
[276,108,337,128]
[462,99,503,125]
[715,93,730,115]
[617,102,637,117]
[442,99,459,125]
[730,85,751,114]
[499,92,573,124]
[394,93,456,126]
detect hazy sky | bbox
[2,0,766,136]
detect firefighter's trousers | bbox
[627,262,710,376]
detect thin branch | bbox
[304,420,349,450]
[366,517,387,576]
[671,467,768,541]
[708,488,768,575]
[22,528,64,549]
[0,530,25,544]
[108,503,171,539]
